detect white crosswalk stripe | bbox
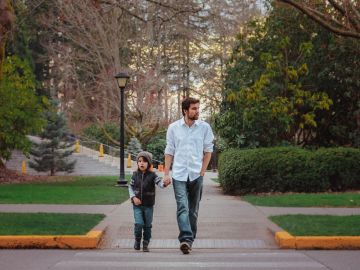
[112,239,267,249]
[51,251,328,270]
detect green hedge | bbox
[218,147,360,195]
[145,132,166,166]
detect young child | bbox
[128,151,167,252]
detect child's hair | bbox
[137,156,148,165]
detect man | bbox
[163,97,214,254]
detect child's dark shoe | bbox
[143,240,149,252]
[134,239,141,250]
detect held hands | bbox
[132,197,142,206]
[163,175,172,187]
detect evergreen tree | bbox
[29,105,76,175]
[127,137,142,159]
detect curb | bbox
[275,231,360,249]
[0,230,104,249]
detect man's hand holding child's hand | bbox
[163,176,171,187]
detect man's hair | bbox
[181,97,200,116]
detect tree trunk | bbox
[177,90,181,119]
[164,85,168,123]
[0,0,15,79]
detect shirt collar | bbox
[181,117,199,127]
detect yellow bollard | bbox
[127,153,132,168]
[75,140,80,153]
[99,144,104,157]
[21,160,26,175]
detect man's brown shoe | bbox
[180,242,191,254]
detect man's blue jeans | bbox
[133,205,153,242]
[173,176,203,244]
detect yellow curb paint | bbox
[0,230,103,249]
[295,236,360,250]
[275,231,360,250]
[275,231,296,249]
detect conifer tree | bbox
[29,105,76,176]
[127,137,142,158]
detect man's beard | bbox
[188,114,199,121]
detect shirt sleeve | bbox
[128,172,136,198]
[164,125,175,156]
[154,174,165,189]
[203,124,214,153]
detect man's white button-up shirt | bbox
[165,118,214,181]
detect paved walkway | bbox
[6,150,137,176]
[4,249,360,270]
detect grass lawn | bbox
[0,176,130,204]
[211,178,219,183]
[0,213,105,235]
[242,192,360,207]
[270,214,360,236]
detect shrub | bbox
[145,132,166,167]
[311,148,360,191]
[218,147,360,195]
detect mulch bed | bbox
[0,168,49,184]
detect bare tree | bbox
[38,0,177,144]
[192,0,260,117]
[41,1,134,129]
[277,0,360,39]
[36,0,260,144]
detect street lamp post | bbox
[115,72,130,186]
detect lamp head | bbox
[115,72,130,88]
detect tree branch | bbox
[277,0,360,39]
[328,0,360,31]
